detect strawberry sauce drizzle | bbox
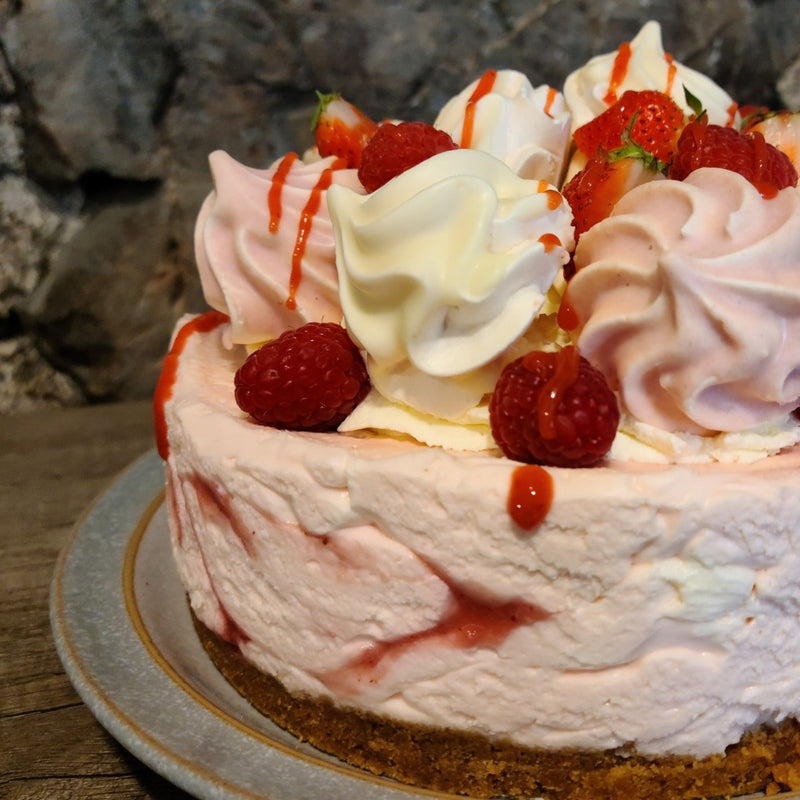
[557,296,579,331]
[460,68,498,148]
[603,41,632,105]
[507,464,554,530]
[533,344,580,439]
[664,52,677,95]
[536,181,563,211]
[286,157,346,311]
[153,310,230,460]
[538,233,561,253]
[543,86,558,118]
[317,566,549,694]
[267,151,298,233]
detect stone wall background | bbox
[1,0,799,414]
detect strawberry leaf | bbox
[310,91,340,132]
[683,86,706,121]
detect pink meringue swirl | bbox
[568,168,800,434]
[194,151,363,345]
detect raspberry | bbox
[489,346,619,468]
[668,118,798,191]
[234,322,370,431]
[357,121,458,192]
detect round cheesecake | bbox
[156,18,800,800]
[158,314,800,799]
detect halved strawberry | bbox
[563,130,666,241]
[312,92,378,169]
[573,89,685,164]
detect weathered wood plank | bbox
[0,402,193,799]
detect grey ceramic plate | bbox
[50,449,799,800]
[50,448,456,800]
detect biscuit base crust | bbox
[194,613,800,800]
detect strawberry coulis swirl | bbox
[315,560,550,694]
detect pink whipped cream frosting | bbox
[195,151,364,346]
[568,168,800,435]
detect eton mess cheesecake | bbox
[154,20,800,800]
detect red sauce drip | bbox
[535,181,562,210]
[460,68,498,148]
[182,475,251,646]
[664,52,677,95]
[153,310,230,460]
[530,344,580,439]
[557,296,579,331]
[317,568,549,693]
[286,158,345,311]
[507,464,554,530]
[538,233,561,253]
[268,151,298,234]
[218,603,252,647]
[603,41,632,106]
[755,181,779,199]
[543,86,558,118]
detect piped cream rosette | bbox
[568,168,800,462]
[328,148,573,449]
[434,69,572,187]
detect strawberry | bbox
[738,104,773,133]
[573,90,685,164]
[751,111,800,173]
[562,153,661,238]
[234,322,370,431]
[312,92,378,169]
[357,121,458,192]
[489,346,619,468]
[668,116,798,192]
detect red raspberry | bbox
[357,121,458,192]
[234,322,370,431]
[668,117,798,191]
[489,346,619,468]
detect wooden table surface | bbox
[1,400,194,800]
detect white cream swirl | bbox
[434,69,572,186]
[195,151,363,346]
[568,167,800,436]
[563,21,739,132]
[327,148,573,424]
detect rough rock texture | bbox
[1,0,799,413]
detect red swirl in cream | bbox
[568,168,800,434]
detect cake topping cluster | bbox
[195,19,800,469]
